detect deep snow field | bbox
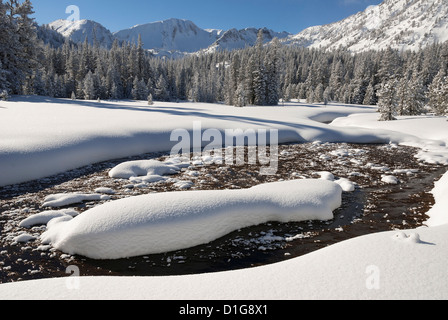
[0,96,447,300]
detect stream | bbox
[0,142,446,283]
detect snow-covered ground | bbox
[0,96,447,300]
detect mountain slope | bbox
[48,19,115,48]
[283,0,448,52]
[204,27,290,53]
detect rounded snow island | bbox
[41,179,342,260]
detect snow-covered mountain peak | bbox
[113,18,220,53]
[284,0,448,52]
[48,19,115,48]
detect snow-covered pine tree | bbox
[396,77,408,116]
[155,74,169,101]
[1,0,21,93]
[404,67,426,116]
[428,69,448,116]
[31,69,46,96]
[264,37,281,106]
[235,82,247,108]
[323,86,332,104]
[0,1,11,92]
[283,84,292,102]
[147,93,153,105]
[306,87,314,104]
[329,60,344,102]
[244,56,255,105]
[313,83,324,103]
[252,30,267,106]
[83,71,96,100]
[15,0,39,95]
[363,81,376,105]
[0,61,8,93]
[131,77,140,100]
[377,79,398,121]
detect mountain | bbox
[113,18,290,56]
[283,0,448,52]
[48,18,291,57]
[48,19,115,48]
[48,0,448,56]
[113,18,223,54]
[204,27,290,54]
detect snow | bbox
[2,223,448,300]
[108,159,182,179]
[40,179,343,259]
[0,96,448,300]
[335,178,356,192]
[49,19,115,48]
[381,175,399,185]
[19,209,79,228]
[94,187,116,195]
[42,193,111,208]
[425,171,448,227]
[113,18,221,54]
[13,233,37,243]
[330,113,448,165]
[0,97,382,188]
[283,0,448,53]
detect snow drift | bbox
[40,179,342,259]
[108,159,183,179]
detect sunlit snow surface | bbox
[0,96,447,299]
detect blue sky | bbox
[32,0,383,34]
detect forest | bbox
[1,0,448,119]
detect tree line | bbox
[1,0,448,119]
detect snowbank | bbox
[2,223,447,300]
[40,179,342,259]
[425,171,448,227]
[42,193,110,208]
[19,209,78,228]
[331,113,448,165]
[108,159,183,179]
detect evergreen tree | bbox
[155,74,169,101]
[264,38,281,106]
[235,82,247,107]
[1,0,22,93]
[147,93,153,105]
[0,60,8,92]
[83,71,96,100]
[396,77,408,116]
[377,79,398,121]
[15,0,39,94]
[252,30,267,106]
[404,68,426,115]
[313,83,324,103]
[363,81,376,105]
[428,70,448,116]
[131,77,140,100]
